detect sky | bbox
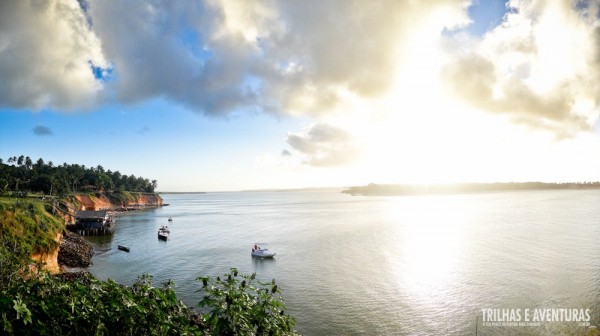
[2,0,600,192]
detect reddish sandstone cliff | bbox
[30,192,163,273]
[31,233,62,274]
[74,192,163,211]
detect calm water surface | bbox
[87,190,600,335]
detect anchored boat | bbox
[251,243,276,258]
[158,225,169,240]
[117,245,130,252]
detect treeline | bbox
[343,182,600,196]
[0,155,157,196]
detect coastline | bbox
[47,192,165,275]
[342,182,600,196]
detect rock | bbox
[55,271,92,285]
[58,231,93,268]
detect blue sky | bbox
[3,0,600,191]
[1,98,306,190]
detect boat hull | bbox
[252,250,276,258]
[117,245,130,252]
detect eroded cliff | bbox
[74,192,164,211]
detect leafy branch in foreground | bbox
[0,268,299,335]
[0,273,204,335]
[198,268,297,335]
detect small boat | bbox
[158,226,169,240]
[251,243,276,258]
[168,217,173,222]
[117,245,130,252]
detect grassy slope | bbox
[0,197,64,254]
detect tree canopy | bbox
[0,156,158,196]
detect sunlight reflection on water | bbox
[87,190,600,335]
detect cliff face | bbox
[132,193,163,207]
[31,233,62,274]
[30,192,163,274]
[75,192,163,211]
[76,194,113,211]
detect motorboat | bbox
[251,243,276,258]
[158,226,169,240]
[168,217,172,222]
[117,245,130,252]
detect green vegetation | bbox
[104,190,141,204]
[0,199,63,291]
[0,155,158,197]
[198,269,297,335]
[0,198,298,335]
[0,267,297,335]
[0,273,204,335]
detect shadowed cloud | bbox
[287,123,358,167]
[2,0,599,140]
[33,125,53,136]
[0,0,469,116]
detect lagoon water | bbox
[87,190,600,335]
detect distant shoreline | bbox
[342,182,600,196]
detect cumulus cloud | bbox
[32,125,53,136]
[0,0,107,110]
[9,0,596,140]
[0,0,470,116]
[443,0,600,137]
[287,123,358,167]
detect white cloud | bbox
[287,123,359,167]
[443,0,600,137]
[0,0,471,116]
[0,0,107,110]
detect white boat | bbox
[158,226,169,240]
[251,243,276,258]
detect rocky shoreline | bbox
[58,231,93,268]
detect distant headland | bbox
[342,182,600,196]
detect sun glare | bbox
[351,33,505,185]
[384,195,471,299]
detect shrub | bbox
[198,268,297,335]
[0,273,205,335]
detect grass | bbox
[0,198,64,254]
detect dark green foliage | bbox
[198,268,297,335]
[0,273,205,335]
[0,155,158,196]
[0,268,299,335]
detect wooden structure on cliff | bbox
[70,210,115,236]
